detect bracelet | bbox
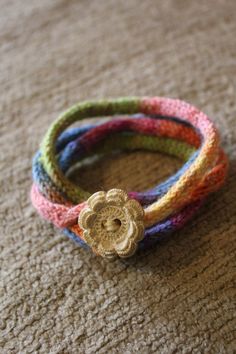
[31,97,228,259]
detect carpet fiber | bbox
[0,1,236,353]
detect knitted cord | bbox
[31,97,228,256]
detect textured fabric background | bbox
[0,1,236,353]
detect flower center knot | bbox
[102,218,122,232]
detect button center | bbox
[102,218,121,232]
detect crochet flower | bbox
[78,189,144,259]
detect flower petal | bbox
[135,221,145,241]
[82,230,98,248]
[124,199,144,220]
[106,188,128,206]
[78,208,96,229]
[87,191,106,211]
[127,220,144,242]
[97,242,116,259]
[115,238,137,258]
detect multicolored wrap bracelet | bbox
[31,97,228,259]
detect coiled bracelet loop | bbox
[31,97,228,259]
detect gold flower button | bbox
[78,189,145,259]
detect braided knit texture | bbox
[31,97,228,252]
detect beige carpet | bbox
[1,0,236,353]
